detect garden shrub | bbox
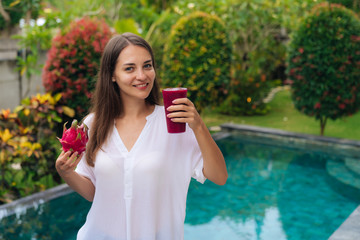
[161,11,232,112]
[327,0,360,11]
[219,69,272,116]
[287,3,360,135]
[219,1,285,116]
[0,93,74,204]
[42,17,113,119]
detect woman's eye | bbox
[144,64,152,69]
[125,67,134,71]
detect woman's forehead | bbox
[117,45,152,63]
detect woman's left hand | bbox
[166,98,203,131]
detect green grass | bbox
[202,88,360,141]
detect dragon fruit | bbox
[58,119,89,154]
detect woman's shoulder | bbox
[82,113,95,127]
[149,104,165,119]
[155,104,165,112]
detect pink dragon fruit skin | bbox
[58,119,89,154]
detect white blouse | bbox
[75,105,206,240]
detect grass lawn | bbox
[202,88,360,141]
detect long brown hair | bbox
[85,33,160,166]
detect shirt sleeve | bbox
[192,156,206,184]
[75,155,96,186]
[187,126,207,184]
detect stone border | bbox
[220,123,360,148]
[329,206,360,240]
[220,123,360,240]
[0,183,72,219]
[221,123,360,157]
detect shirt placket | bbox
[124,153,133,240]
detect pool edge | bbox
[328,206,360,240]
[220,123,360,148]
[0,184,73,219]
[219,123,360,240]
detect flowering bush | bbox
[287,3,360,135]
[42,17,113,118]
[0,93,74,204]
[219,68,271,115]
[161,11,232,112]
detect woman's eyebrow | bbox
[122,60,152,66]
[123,63,135,66]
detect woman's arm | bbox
[56,151,95,201]
[166,98,228,185]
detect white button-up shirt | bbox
[75,105,206,240]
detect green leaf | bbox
[114,18,140,35]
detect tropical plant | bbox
[13,7,61,99]
[287,3,360,135]
[42,17,113,119]
[0,0,42,33]
[0,93,74,204]
[162,11,232,112]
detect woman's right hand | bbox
[55,151,83,178]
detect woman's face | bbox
[112,44,155,103]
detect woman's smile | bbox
[133,83,149,89]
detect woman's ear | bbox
[112,77,116,82]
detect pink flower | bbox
[58,119,89,154]
[351,35,360,42]
[339,103,346,109]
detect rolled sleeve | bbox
[75,154,96,186]
[192,158,206,184]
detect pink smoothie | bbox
[162,88,187,133]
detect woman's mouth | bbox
[133,83,149,89]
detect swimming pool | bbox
[0,131,359,240]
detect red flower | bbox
[295,75,304,80]
[339,103,346,109]
[314,102,321,109]
[351,35,360,42]
[260,74,266,82]
[292,56,301,63]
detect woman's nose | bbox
[136,69,146,80]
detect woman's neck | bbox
[120,100,154,120]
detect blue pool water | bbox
[1,133,359,240]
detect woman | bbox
[55,33,227,240]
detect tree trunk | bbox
[0,0,10,23]
[0,0,10,36]
[320,117,327,136]
[354,0,360,9]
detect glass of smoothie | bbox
[162,88,187,133]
